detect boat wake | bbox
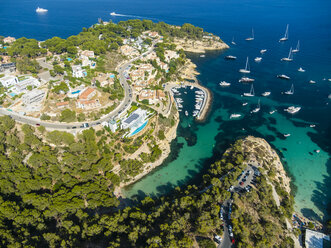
[110,12,159,21]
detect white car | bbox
[214,235,222,244]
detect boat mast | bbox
[285,24,289,39]
[252,28,254,39]
[251,84,255,95]
[288,47,292,59]
[296,40,300,51]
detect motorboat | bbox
[292,40,300,53]
[310,124,316,128]
[277,74,290,80]
[230,114,242,119]
[309,80,316,84]
[284,84,294,95]
[315,150,320,153]
[251,99,261,113]
[254,57,262,62]
[262,91,271,97]
[283,133,291,137]
[279,24,289,42]
[110,12,117,16]
[185,111,188,116]
[298,67,305,72]
[242,102,248,106]
[225,55,237,60]
[243,84,255,97]
[36,7,48,13]
[239,57,251,73]
[245,28,254,41]
[269,110,276,114]
[284,106,301,114]
[260,49,267,54]
[219,81,231,87]
[281,47,293,61]
[239,77,255,83]
[200,54,206,57]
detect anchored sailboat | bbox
[251,99,261,113]
[243,84,255,97]
[245,28,254,41]
[279,24,289,42]
[292,40,300,53]
[281,47,293,61]
[231,37,236,45]
[284,84,294,95]
[239,57,251,73]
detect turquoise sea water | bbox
[1,0,330,221]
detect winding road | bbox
[0,42,157,130]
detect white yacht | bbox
[284,106,301,114]
[110,12,117,16]
[230,114,242,119]
[239,57,251,73]
[260,49,267,54]
[254,57,262,62]
[281,47,293,61]
[262,91,271,97]
[200,54,206,57]
[292,40,300,53]
[242,102,248,106]
[239,77,255,83]
[310,124,316,128]
[225,55,237,60]
[298,67,305,72]
[251,99,261,113]
[219,81,231,87]
[185,111,188,116]
[245,28,254,41]
[309,80,316,84]
[283,133,291,137]
[243,84,255,97]
[279,24,289,42]
[277,74,291,80]
[36,7,48,13]
[284,84,294,95]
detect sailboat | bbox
[279,24,289,42]
[281,47,293,61]
[239,57,251,73]
[243,84,255,97]
[251,99,261,113]
[284,84,294,95]
[292,40,300,53]
[231,37,236,45]
[245,28,254,41]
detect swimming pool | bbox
[128,120,148,137]
[9,92,17,97]
[71,90,81,94]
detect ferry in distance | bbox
[36,7,48,13]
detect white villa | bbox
[121,108,148,135]
[72,65,85,78]
[0,75,19,88]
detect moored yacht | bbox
[185,111,188,116]
[239,77,255,83]
[200,54,206,57]
[36,7,48,13]
[310,124,316,128]
[239,57,251,73]
[219,81,231,87]
[279,24,289,42]
[277,74,290,80]
[260,49,267,54]
[245,28,254,41]
[284,106,301,114]
[281,47,293,61]
[283,133,291,137]
[309,80,316,84]
[262,91,271,97]
[225,55,237,60]
[269,110,276,114]
[254,57,262,62]
[243,84,255,97]
[230,114,242,119]
[242,102,248,106]
[298,67,305,72]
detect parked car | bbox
[36,123,40,126]
[83,123,89,128]
[214,235,222,244]
[240,181,244,186]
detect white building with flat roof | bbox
[121,108,147,132]
[14,76,41,92]
[0,76,18,88]
[72,65,85,78]
[22,90,45,105]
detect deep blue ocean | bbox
[1,0,330,222]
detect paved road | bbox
[0,42,157,130]
[219,200,232,248]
